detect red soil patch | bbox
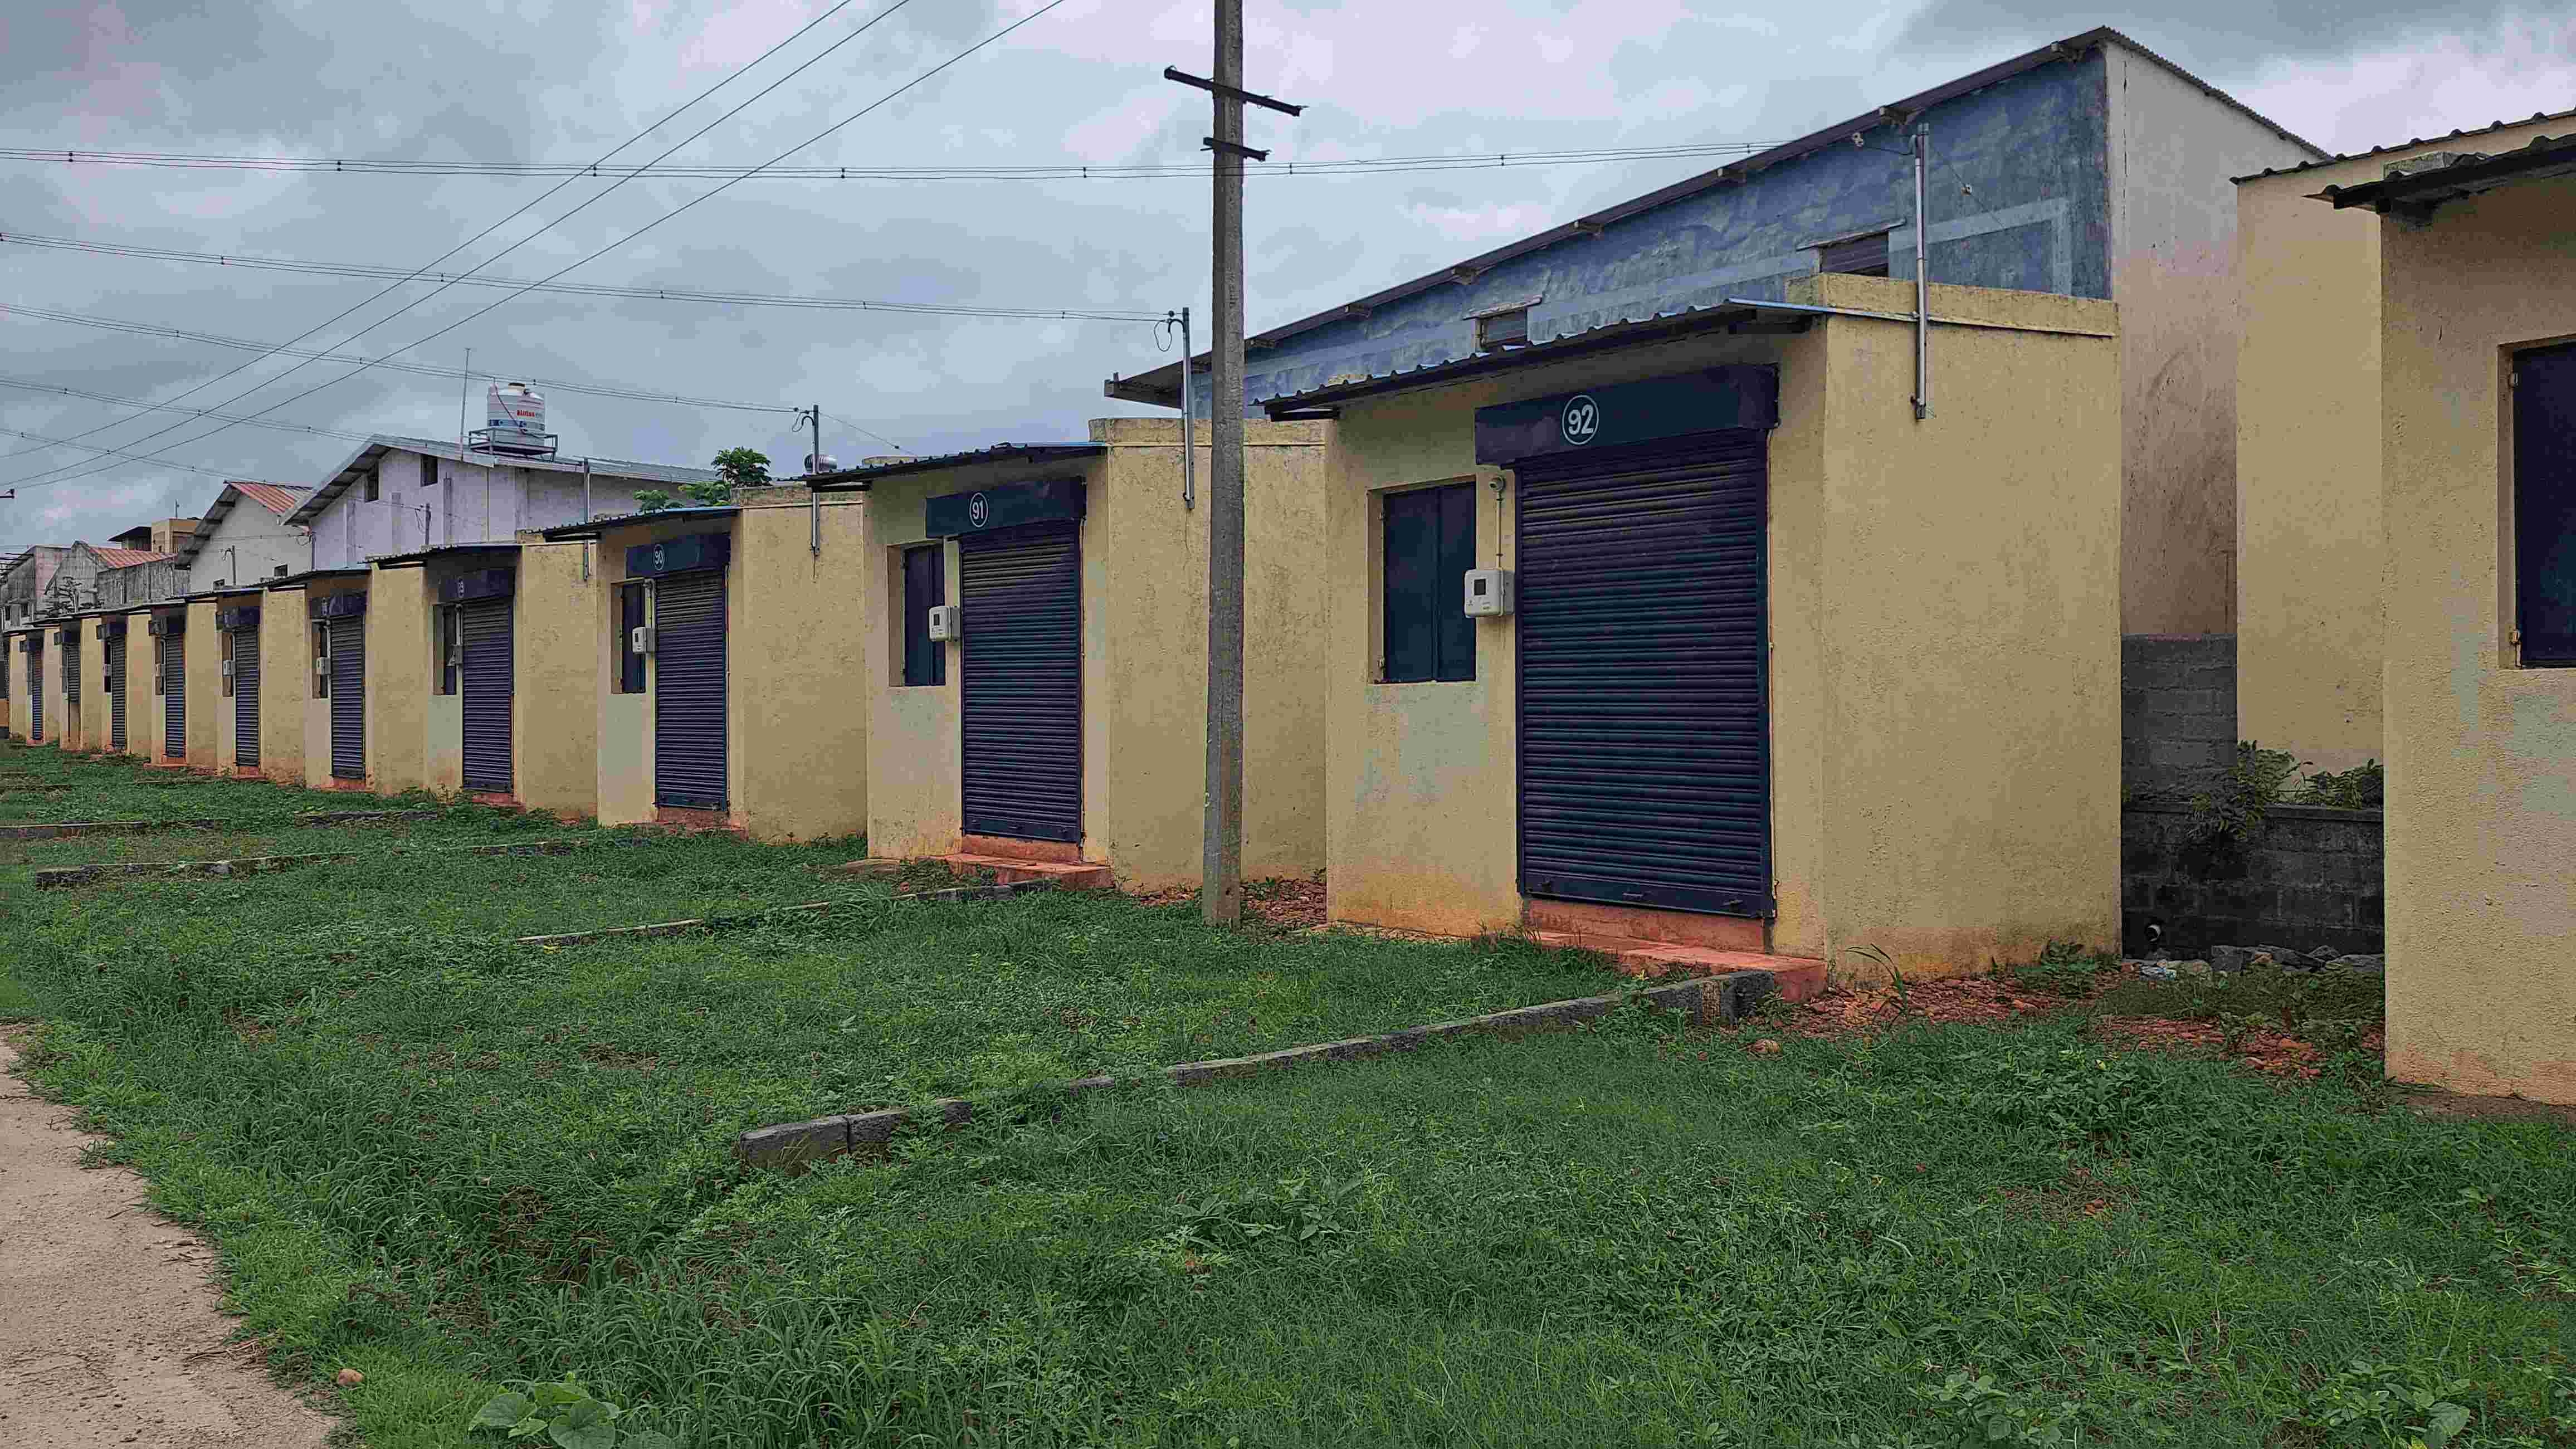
[1787,977,2074,1040]
[2091,1016,2383,1079]
[1131,876,1328,931]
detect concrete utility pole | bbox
[1167,8,1299,927]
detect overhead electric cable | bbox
[0,233,1167,319]
[4,0,920,489]
[0,301,802,414]
[0,426,237,479]
[0,139,1781,180]
[4,0,1078,492]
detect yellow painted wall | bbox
[259,586,309,784]
[366,568,428,796]
[857,421,1329,886]
[301,577,368,790]
[515,539,599,820]
[183,600,220,769]
[1318,275,2120,975]
[82,620,114,755]
[125,609,162,760]
[594,515,719,828]
[46,622,81,752]
[729,497,871,842]
[2,628,25,739]
[2377,174,2576,1104]
[2235,120,2568,774]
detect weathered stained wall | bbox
[1,628,27,739]
[2123,633,2236,799]
[258,586,309,783]
[730,498,870,842]
[1318,275,2119,975]
[858,422,1328,886]
[2122,802,2383,956]
[515,539,599,819]
[2102,46,2316,635]
[2377,173,2576,1104]
[2234,118,2572,774]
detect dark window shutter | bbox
[329,617,364,778]
[652,570,727,809]
[459,599,513,793]
[902,544,945,687]
[232,626,260,766]
[1818,231,1890,277]
[106,636,126,750]
[162,633,186,758]
[1382,483,1477,683]
[2515,341,2576,666]
[958,523,1081,842]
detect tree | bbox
[636,447,774,513]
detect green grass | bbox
[7,745,2573,1448]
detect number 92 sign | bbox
[1560,394,1601,447]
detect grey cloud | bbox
[1894,0,2547,66]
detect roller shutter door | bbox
[106,637,125,750]
[1516,435,1770,916]
[26,653,40,741]
[459,599,514,794]
[958,521,1081,842]
[651,571,726,809]
[232,628,260,767]
[162,635,186,759]
[329,617,365,779]
[61,638,79,715]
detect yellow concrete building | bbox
[821,419,1329,891]
[1258,274,2121,980]
[71,611,119,757]
[43,617,87,752]
[197,590,267,778]
[128,599,197,768]
[2233,111,2574,773]
[255,569,374,791]
[359,539,601,817]
[2315,135,2576,1103]
[255,573,317,785]
[540,490,869,841]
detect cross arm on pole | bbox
[1163,66,1304,115]
[1203,137,1270,161]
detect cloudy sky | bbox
[3,0,2569,550]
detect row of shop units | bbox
[3,274,2130,984]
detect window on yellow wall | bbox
[1382,482,1476,683]
[2514,340,2576,667]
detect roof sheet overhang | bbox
[262,566,368,591]
[808,443,1104,491]
[2314,133,2576,218]
[1110,26,2320,409]
[368,541,523,569]
[1256,301,1814,415]
[538,505,740,541]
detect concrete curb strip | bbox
[33,836,642,889]
[733,971,1778,1169]
[0,810,443,841]
[516,879,1052,946]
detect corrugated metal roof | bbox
[173,480,314,564]
[288,435,719,526]
[1254,300,1817,413]
[2235,108,2576,183]
[234,481,308,515]
[2314,131,2576,215]
[537,504,740,540]
[1109,26,2324,408]
[91,547,174,568]
[808,443,1103,489]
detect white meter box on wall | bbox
[927,604,962,641]
[1463,568,1515,617]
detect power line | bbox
[0,232,1167,319]
[0,376,397,447]
[0,426,236,479]
[0,301,802,414]
[2,0,914,486]
[0,139,1782,181]
[2,0,1079,493]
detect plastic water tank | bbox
[485,382,547,450]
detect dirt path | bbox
[0,1030,339,1449]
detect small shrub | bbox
[471,1375,679,1447]
[2300,759,2385,810]
[2010,941,2119,995]
[2286,1360,2473,1447]
[2188,742,2305,847]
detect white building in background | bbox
[291,436,720,569]
[179,481,313,592]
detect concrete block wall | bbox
[2120,802,2383,957]
[2123,634,2236,801]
